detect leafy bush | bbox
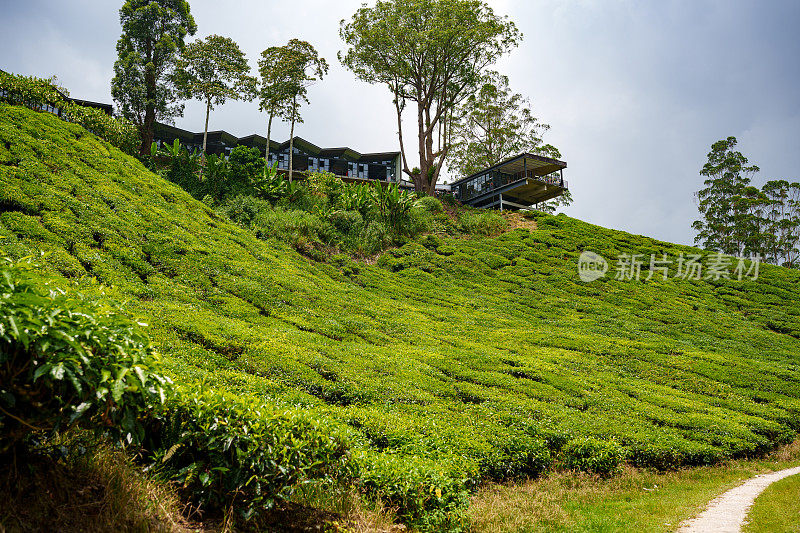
[0,71,138,155]
[227,145,263,197]
[458,211,508,235]
[562,437,625,475]
[217,194,271,227]
[0,259,168,454]
[143,386,352,519]
[417,195,445,214]
[355,451,471,532]
[329,209,364,234]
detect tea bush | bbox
[0,260,168,454]
[562,437,625,475]
[143,385,352,519]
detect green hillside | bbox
[2,103,800,528]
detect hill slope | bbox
[2,104,800,525]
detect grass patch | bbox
[470,440,800,532]
[744,471,800,532]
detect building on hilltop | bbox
[152,122,402,184]
[450,153,569,210]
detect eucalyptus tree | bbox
[111,0,196,155]
[257,46,295,162]
[762,180,800,266]
[279,40,328,182]
[173,34,256,158]
[448,70,560,177]
[692,137,760,255]
[340,0,520,193]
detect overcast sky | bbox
[2,0,799,245]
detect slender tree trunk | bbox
[141,49,156,156]
[199,98,210,181]
[266,111,273,162]
[416,100,427,193]
[202,98,210,157]
[289,98,296,183]
[393,92,412,180]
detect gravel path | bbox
[676,466,800,533]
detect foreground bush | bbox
[0,260,168,454]
[143,386,352,520]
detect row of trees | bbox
[693,137,800,267]
[111,0,327,183]
[110,0,564,199]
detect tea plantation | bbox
[2,104,800,530]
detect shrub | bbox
[562,437,625,475]
[458,211,508,235]
[227,145,264,197]
[355,451,471,532]
[330,209,364,234]
[417,195,445,214]
[0,259,169,454]
[356,220,392,256]
[217,194,270,227]
[144,386,352,519]
[253,207,338,249]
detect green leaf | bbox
[112,368,129,402]
[50,363,65,380]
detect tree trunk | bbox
[289,99,296,183]
[416,100,428,193]
[141,60,157,156]
[266,111,273,162]
[199,98,210,181]
[202,99,210,157]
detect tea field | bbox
[2,104,800,529]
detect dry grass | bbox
[502,211,538,231]
[0,437,197,533]
[469,440,800,533]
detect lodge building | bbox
[152,123,570,209]
[153,122,402,183]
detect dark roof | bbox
[68,98,113,115]
[152,123,399,161]
[451,153,567,186]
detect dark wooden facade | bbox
[451,153,569,209]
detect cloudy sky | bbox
[2,0,799,245]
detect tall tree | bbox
[448,70,560,177]
[340,0,520,194]
[692,137,760,255]
[173,34,256,158]
[257,46,296,164]
[271,40,328,182]
[111,0,196,156]
[762,180,800,266]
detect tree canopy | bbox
[262,39,328,181]
[173,34,256,155]
[692,137,800,266]
[448,70,560,177]
[340,0,520,193]
[257,44,303,161]
[111,0,196,155]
